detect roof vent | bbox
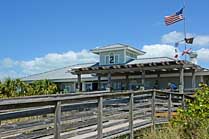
[189,51,198,64]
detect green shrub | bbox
[172,83,209,138]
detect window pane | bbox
[115,55,119,64]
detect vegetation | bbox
[0,78,58,98]
[136,83,209,139]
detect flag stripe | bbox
[165,15,184,25]
[164,8,184,26]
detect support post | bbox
[125,75,129,90]
[141,70,145,90]
[0,121,1,139]
[107,72,112,92]
[98,96,103,139]
[168,93,172,120]
[192,69,196,89]
[98,76,101,91]
[54,101,61,139]
[179,68,184,94]
[155,72,160,89]
[182,94,185,110]
[129,93,134,139]
[151,90,156,131]
[200,75,204,83]
[77,74,82,92]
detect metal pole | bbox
[129,93,134,139]
[182,0,187,61]
[98,96,103,139]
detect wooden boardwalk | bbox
[0,90,192,139]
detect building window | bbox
[104,53,119,65]
[115,55,119,64]
[105,55,109,64]
[109,53,114,64]
[85,83,92,91]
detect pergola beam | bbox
[72,64,192,75]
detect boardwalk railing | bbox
[0,90,192,139]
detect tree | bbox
[0,79,58,98]
[30,80,58,95]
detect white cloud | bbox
[0,58,17,68]
[194,36,209,46]
[19,49,98,74]
[0,49,98,80]
[161,31,209,47]
[196,48,209,61]
[141,44,178,58]
[161,31,184,44]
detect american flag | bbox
[165,8,184,26]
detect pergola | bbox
[71,60,204,93]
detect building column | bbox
[179,68,184,93]
[77,73,82,92]
[98,76,101,91]
[192,69,196,89]
[156,72,160,89]
[125,75,129,90]
[141,70,145,89]
[107,72,112,92]
[200,75,204,83]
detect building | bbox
[22,44,209,93]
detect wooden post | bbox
[54,101,61,139]
[151,90,156,131]
[98,96,103,139]
[192,69,196,89]
[0,120,1,139]
[129,93,134,139]
[200,75,204,83]
[141,70,145,89]
[126,75,129,90]
[107,72,112,92]
[179,68,184,94]
[77,74,82,92]
[182,94,185,110]
[168,93,172,120]
[98,76,101,91]
[157,72,160,89]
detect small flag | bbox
[185,37,194,44]
[182,48,192,56]
[174,54,178,59]
[165,8,184,26]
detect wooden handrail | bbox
[0,89,192,139]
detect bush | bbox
[172,83,209,138]
[134,83,209,139]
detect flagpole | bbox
[182,0,187,61]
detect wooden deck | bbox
[0,90,193,139]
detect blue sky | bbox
[0,0,209,79]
